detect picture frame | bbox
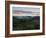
[5,1,45,37]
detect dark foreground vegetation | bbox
[13,16,40,31]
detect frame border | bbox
[5,1,45,37]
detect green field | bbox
[13,16,40,31]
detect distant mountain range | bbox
[14,16,40,20]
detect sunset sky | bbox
[12,7,40,13]
[12,7,40,16]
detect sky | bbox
[12,7,40,13]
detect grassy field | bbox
[13,16,40,31]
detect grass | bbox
[13,16,40,31]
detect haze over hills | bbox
[15,16,39,20]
